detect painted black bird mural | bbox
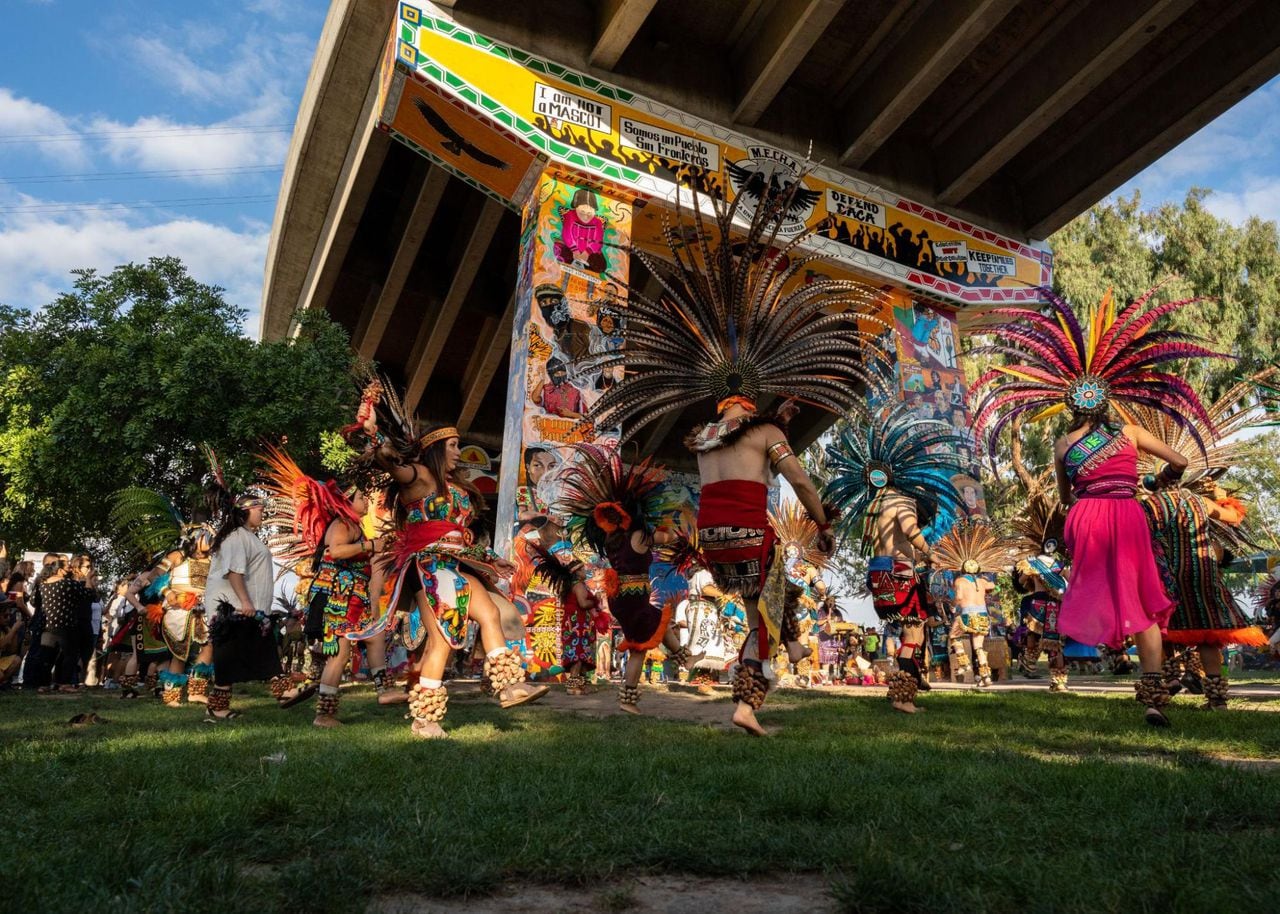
[726,160,821,219]
[411,97,510,170]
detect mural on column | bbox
[499,169,634,676]
[889,292,985,515]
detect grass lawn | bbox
[2,683,1278,914]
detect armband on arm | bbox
[766,441,796,472]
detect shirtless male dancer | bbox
[695,399,834,735]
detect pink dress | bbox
[1060,425,1173,648]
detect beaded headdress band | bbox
[419,427,459,450]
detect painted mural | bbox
[886,291,985,511]
[495,170,634,675]
[386,3,1053,308]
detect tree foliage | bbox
[1052,189,1280,397]
[0,257,359,559]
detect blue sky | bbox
[0,0,327,331]
[2,0,1279,339]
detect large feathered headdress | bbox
[769,499,827,569]
[1132,367,1275,491]
[553,443,665,554]
[589,180,893,436]
[1009,471,1066,558]
[969,285,1226,456]
[1256,573,1280,624]
[109,488,187,568]
[259,443,364,572]
[821,401,966,555]
[932,518,1024,575]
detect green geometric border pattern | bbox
[396,9,644,187]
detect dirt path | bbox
[373,874,837,913]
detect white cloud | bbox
[244,0,302,22]
[1116,77,1280,210]
[91,111,291,175]
[0,207,270,336]
[1202,177,1280,227]
[0,88,89,166]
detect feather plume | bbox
[969,285,1229,457]
[820,401,967,555]
[258,443,363,572]
[553,443,666,554]
[768,499,827,569]
[1008,471,1066,558]
[931,518,1026,574]
[109,487,185,567]
[589,179,895,437]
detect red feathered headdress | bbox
[259,443,364,571]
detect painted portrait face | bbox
[575,201,597,221]
[963,485,979,508]
[527,449,555,486]
[598,314,616,334]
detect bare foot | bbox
[312,714,342,729]
[410,719,448,739]
[618,701,641,715]
[187,694,208,705]
[891,701,918,715]
[785,641,812,665]
[378,690,410,706]
[732,702,768,736]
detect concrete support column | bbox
[494,169,634,674]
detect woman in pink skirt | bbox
[1054,417,1187,725]
[970,284,1224,727]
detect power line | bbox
[0,194,278,215]
[0,164,286,185]
[0,124,293,144]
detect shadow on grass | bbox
[1,685,1278,914]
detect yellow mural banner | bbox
[388,2,1052,308]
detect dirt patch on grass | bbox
[450,680,848,731]
[1204,754,1280,771]
[372,874,837,913]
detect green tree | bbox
[0,257,359,559]
[1052,189,1280,396]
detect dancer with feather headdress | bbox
[822,401,966,713]
[108,449,220,704]
[590,179,892,735]
[347,378,547,739]
[1008,478,1070,690]
[1130,372,1271,710]
[259,443,387,727]
[970,284,1226,726]
[770,499,829,685]
[553,443,703,714]
[931,519,1024,690]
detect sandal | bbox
[203,709,241,723]
[278,682,319,709]
[499,683,550,709]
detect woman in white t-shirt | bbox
[203,493,287,721]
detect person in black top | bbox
[31,556,90,692]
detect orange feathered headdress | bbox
[259,443,364,570]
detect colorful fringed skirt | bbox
[1143,491,1268,648]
